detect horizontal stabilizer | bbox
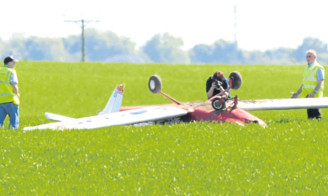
[239,97,328,111]
[45,112,76,122]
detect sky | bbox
[1,0,328,51]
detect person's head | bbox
[3,56,18,68]
[306,49,317,64]
[213,71,224,81]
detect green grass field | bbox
[1,62,328,194]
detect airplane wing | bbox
[24,106,188,131]
[238,97,328,111]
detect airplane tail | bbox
[98,84,125,115]
[43,84,125,122]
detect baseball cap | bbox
[4,56,19,64]
[213,71,224,80]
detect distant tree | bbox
[264,48,297,65]
[190,40,243,64]
[63,29,145,63]
[2,30,328,65]
[211,40,243,64]
[293,37,328,62]
[142,33,190,64]
[0,34,70,61]
[242,50,271,65]
[2,34,27,59]
[62,35,80,61]
[23,37,69,61]
[85,29,140,62]
[0,39,8,58]
[189,44,212,63]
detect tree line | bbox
[1,29,328,65]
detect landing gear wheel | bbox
[229,71,242,90]
[211,97,226,111]
[148,75,162,94]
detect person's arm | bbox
[291,84,303,98]
[10,71,19,97]
[207,84,215,98]
[11,83,20,98]
[207,80,217,99]
[307,80,323,98]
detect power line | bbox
[65,19,99,62]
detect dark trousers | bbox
[307,108,321,119]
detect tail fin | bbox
[98,84,125,115]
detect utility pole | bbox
[81,19,85,62]
[65,19,99,62]
[233,0,238,48]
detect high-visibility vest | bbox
[302,62,324,98]
[0,66,19,105]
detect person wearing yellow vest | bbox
[291,49,325,119]
[0,56,20,129]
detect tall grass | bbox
[0,62,327,194]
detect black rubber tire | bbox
[229,71,242,90]
[148,75,162,94]
[211,98,225,111]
